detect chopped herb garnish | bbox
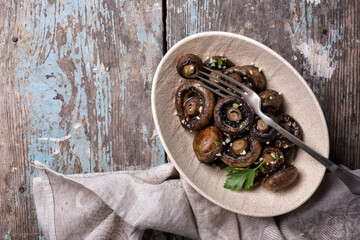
[222,120,226,125]
[209,57,224,66]
[261,167,266,173]
[199,145,202,149]
[209,57,216,64]
[264,94,271,100]
[185,69,189,75]
[215,141,220,146]
[268,181,277,187]
[274,155,280,162]
[224,161,264,190]
[191,88,196,93]
[240,122,246,127]
[232,103,240,108]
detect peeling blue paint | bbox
[4,0,165,236]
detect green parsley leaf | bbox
[240,122,246,127]
[224,162,264,190]
[261,167,266,173]
[199,145,202,149]
[264,94,271,100]
[268,181,277,187]
[217,58,223,66]
[274,155,280,162]
[214,141,219,146]
[232,103,240,108]
[222,120,226,125]
[209,57,216,64]
[185,69,189,75]
[191,88,196,93]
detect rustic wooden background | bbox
[0,0,358,239]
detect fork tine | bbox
[199,70,248,99]
[196,81,227,98]
[202,66,254,94]
[197,75,236,97]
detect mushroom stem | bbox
[227,107,242,122]
[184,98,200,116]
[257,119,269,133]
[232,139,248,155]
[183,64,196,75]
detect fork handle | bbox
[268,120,360,195]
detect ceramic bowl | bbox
[151,32,329,217]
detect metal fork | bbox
[197,66,360,195]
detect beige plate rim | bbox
[151,31,330,217]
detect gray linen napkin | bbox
[32,160,360,240]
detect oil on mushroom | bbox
[250,115,278,142]
[176,54,203,79]
[175,80,215,131]
[203,56,235,70]
[193,126,223,163]
[262,166,299,191]
[214,96,254,135]
[220,136,262,167]
[224,65,266,92]
[274,114,302,149]
[258,146,285,174]
[258,89,283,114]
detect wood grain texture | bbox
[0,0,165,239]
[167,0,360,169]
[1,0,359,239]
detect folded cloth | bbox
[32,160,360,240]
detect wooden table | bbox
[0,0,359,239]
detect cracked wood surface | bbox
[0,0,359,239]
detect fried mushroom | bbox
[220,136,262,167]
[214,96,254,135]
[258,147,285,174]
[203,56,235,71]
[262,166,299,191]
[258,89,283,114]
[224,66,266,92]
[175,80,215,131]
[176,54,203,79]
[274,114,302,148]
[193,126,223,163]
[250,115,278,142]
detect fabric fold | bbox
[33,160,360,240]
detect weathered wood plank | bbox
[0,0,165,238]
[167,0,360,169]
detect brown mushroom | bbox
[258,147,285,174]
[220,136,262,167]
[207,69,223,84]
[274,114,302,148]
[250,115,278,142]
[283,146,298,167]
[261,166,299,191]
[176,54,203,79]
[203,56,235,71]
[193,126,223,163]
[214,96,254,135]
[175,80,215,131]
[224,66,266,92]
[258,89,283,114]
